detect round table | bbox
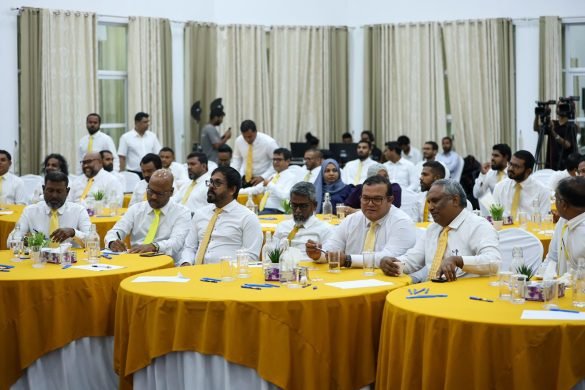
[0,250,174,389]
[376,277,585,389]
[114,263,411,390]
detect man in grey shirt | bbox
[200,98,231,163]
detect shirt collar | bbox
[364,206,391,227]
[149,200,173,216]
[447,208,469,230]
[568,211,585,230]
[43,201,67,215]
[217,199,238,213]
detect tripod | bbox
[534,120,548,171]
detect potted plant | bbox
[282,199,293,218]
[489,204,505,231]
[264,246,284,281]
[92,190,106,216]
[28,232,47,268]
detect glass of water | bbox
[9,239,23,263]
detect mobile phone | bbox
[431,278,447,283]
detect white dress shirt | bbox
[274,215,334,258]
[437,151,461,178]
[323,206,416,267]
[231,132,279,180]
[541,212,585,276]
[0,172,26,205]
[180,200,263,265]
[118,129,162,172]
[239,168,300,212]
[473,168,507,200]
[128,180,147,208]
[302,166,321,184]
[414,159,450,180]
[78,130,120,173]
[402,146,422,165]
[8,201,91,247]
[171,171,211,213]
[416,191,473,222]
[342,158,377,185]
[384,158,419,191]
[399,209,500,283]
[104,200,191,260]
[169,161,189,185]
[492,176,550,218]
[68,169,123,204]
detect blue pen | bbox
[408,288,414,295]
[101,254,112,260]
[0,264,15,269]
[550,308,580,314]
[469,296,493,303]
[201,277,221,282]
[406,294,448,299]
[241,285,261,290]
[414,288,426,295]
[425,288,429,294]
[244,283,280,288]
[62,264,72,269]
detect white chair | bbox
[498,228,543,273]
[399,188,420,223]
[120,171,141,193]
[452,156,464,182]
[531,169,555,188]
[21,174,44,204]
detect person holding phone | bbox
[200,98,232,164]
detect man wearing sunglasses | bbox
[306,175,416,268]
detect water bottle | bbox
[246,193,257,214]
[262,231,273,270]
[86,224,100,264]
[9,224,24,262]
[573,257,585,308]
[510,247,525,273]
[322,193,333,221]
[531,198,542,226]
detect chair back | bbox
[120,171,141,193]
[21,175,44,203]
[498,228,543,273]
[399,188,420,222]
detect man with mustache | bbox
[68,152,122,204]
[128,153,163,207]
[78,113,119,174]
[473,144,511,211]
[171,152,211,212]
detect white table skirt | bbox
[11,336,117,390]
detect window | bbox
[97,22,128,145]
[563,23,585,127]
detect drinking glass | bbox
[336,204,346,220]
[517,212,529,229]
[60,243,72,267]
[488,259,501,286]
[220,256,235,281]
[9,239,23,263]
[327,250,341,273]
[511,274,527,304]
[363,251,375,276]
[236,249,250,279]
[498,271,513,300]
[542,279,559,310]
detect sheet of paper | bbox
[71,264,126,272]
[325,279,394,289]
[521,310,585,321]
[132,275,190,283]
[478,192,495,211]
[0,210,15,215]
[248,262,263,268]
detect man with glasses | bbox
[179,166,263,266]
[105,169,190,260]
[302,148,323,184]
[274,182,333,258]
[68,152,123,204]
[306,175,416,268]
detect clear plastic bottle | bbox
[246,193,256,214]
[573,257,585,308]
[9,224,23,262]
[322,193,333,221]
[510,246,525,273]
[86,224,101,264]
[531,198,542,226]
[262,231,273,269]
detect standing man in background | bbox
[437,136,461,179]
[118,112,162,178]
[78,113,119,174]
[200,98,231,164]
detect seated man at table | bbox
[128,153,163,207]
[8,172,91,247]
[273,182,333,258]
[539,176,585,278]
[179,166,263,266]
[171,152,211,213]
[0,150,26,205]
[105,169,191,260]
[380,179,500,282]
[306,175,416,268]
[68,152,123,205]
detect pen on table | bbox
[101,254,112,259]
[0,269,10,272]
[406,294,448,299]
[243,283,279,288]
[549,308,580,314]
[469,296,493,303]
[408,288,414,295]
[91,264,112,269]
[201,279,219,283]
[62,264,72,269]
[116,232,122,241]
[241,285,261,290]
[414,288,426,295]
[302,284,313,288]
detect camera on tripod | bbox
[557,96,580,119]
[534,100,555,122]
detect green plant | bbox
[268,247,285,264]
[516,264,534,281]
[93,190,106,201]
[27,232,47,248]
[282,199,292,215]
[489,204,505,221]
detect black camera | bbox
[535,100,555,117]
[557,96,580,119]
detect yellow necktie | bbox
[181,180,197,204]
[497,170,505,182]
[195,208,223,265]
[259,173,280,211]
[87,135,94,153]
[245,144,253,182]
[354,161,363,185]
[511,183,522,220]
[80,178,95,200]
[304,171,311,182]
[143,209,160,244]
[423,201,429,222]
[362,221,378,252]
[49,209,59,235]
[143,191,147,201]
[428,226,452,280]
[287,225,303,242]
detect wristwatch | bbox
[344,254,352,268]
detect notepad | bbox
[325,279,394,289]
[132,275,190,283]
[521,310,585,321]
[71,264,126,272]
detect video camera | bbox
[557,96,580,119]
[534,100,555,121]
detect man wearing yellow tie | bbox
[68,152,123,205]
[105,170,190,260]
[179,166,263,266]
[8,172,91,247]
[302,148,323,184]
[341,140,377,185]
[77,113,119,174]
[380,179,500,282]
[473,144,511,215]
[172,152,211,213]
[306,176,416,268]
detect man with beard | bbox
[437,136,461,179]
[9,172,91,247]
[415,141,450,179]
[100,150,126,189]
[179,166,263,266]
[473,144,511,200]
[302,148,323,184]
[172,152,211,212]
[159,146,188,184]
[273,182,333,258]
[217,144,232,168]
[380,179,500,283]
[68,152,123,204]
[128,153,163,207]
[493,150,551,221]
[105,169,190,260]
[342,140,378,185]
[77,113,119,174]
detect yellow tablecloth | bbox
[237,193,264,206]
[114,264,411,390]
[0,250,174,389]
[376,277,585,389]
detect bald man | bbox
[104,169,191,261]
[68,152,123,204]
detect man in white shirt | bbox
[78,113,119,174]
[128,153,163,207]
[493,150,551,220]
[68,152,123,204]
[383,141,419,191]
[118,112,162,177]
[180,166,263,266]
[105,169,190,260]
[397,135,422,165]
[302,148,322,184]
[473,144,511,207]
[172,152,211,213]
[0,150,26,205]
[159,146,188,185]
[548,152,581,191]
[380,179,501,283]
[100,150,126,190]
[436,136,461,179]
[417,161,447,222]
[414,141,450,180]
[231,119,279,188]
[342,140,377,185]
[540,176,585,277]
[8,172,91,247]
[274,182,333,258]
[200,98,232,163]
[306,175,416,268]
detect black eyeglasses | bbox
[206,179,225,188]
[360,196,388,205]
[146,187,172,197]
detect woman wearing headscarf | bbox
[344,163,402,214]
[315,159,354,213]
